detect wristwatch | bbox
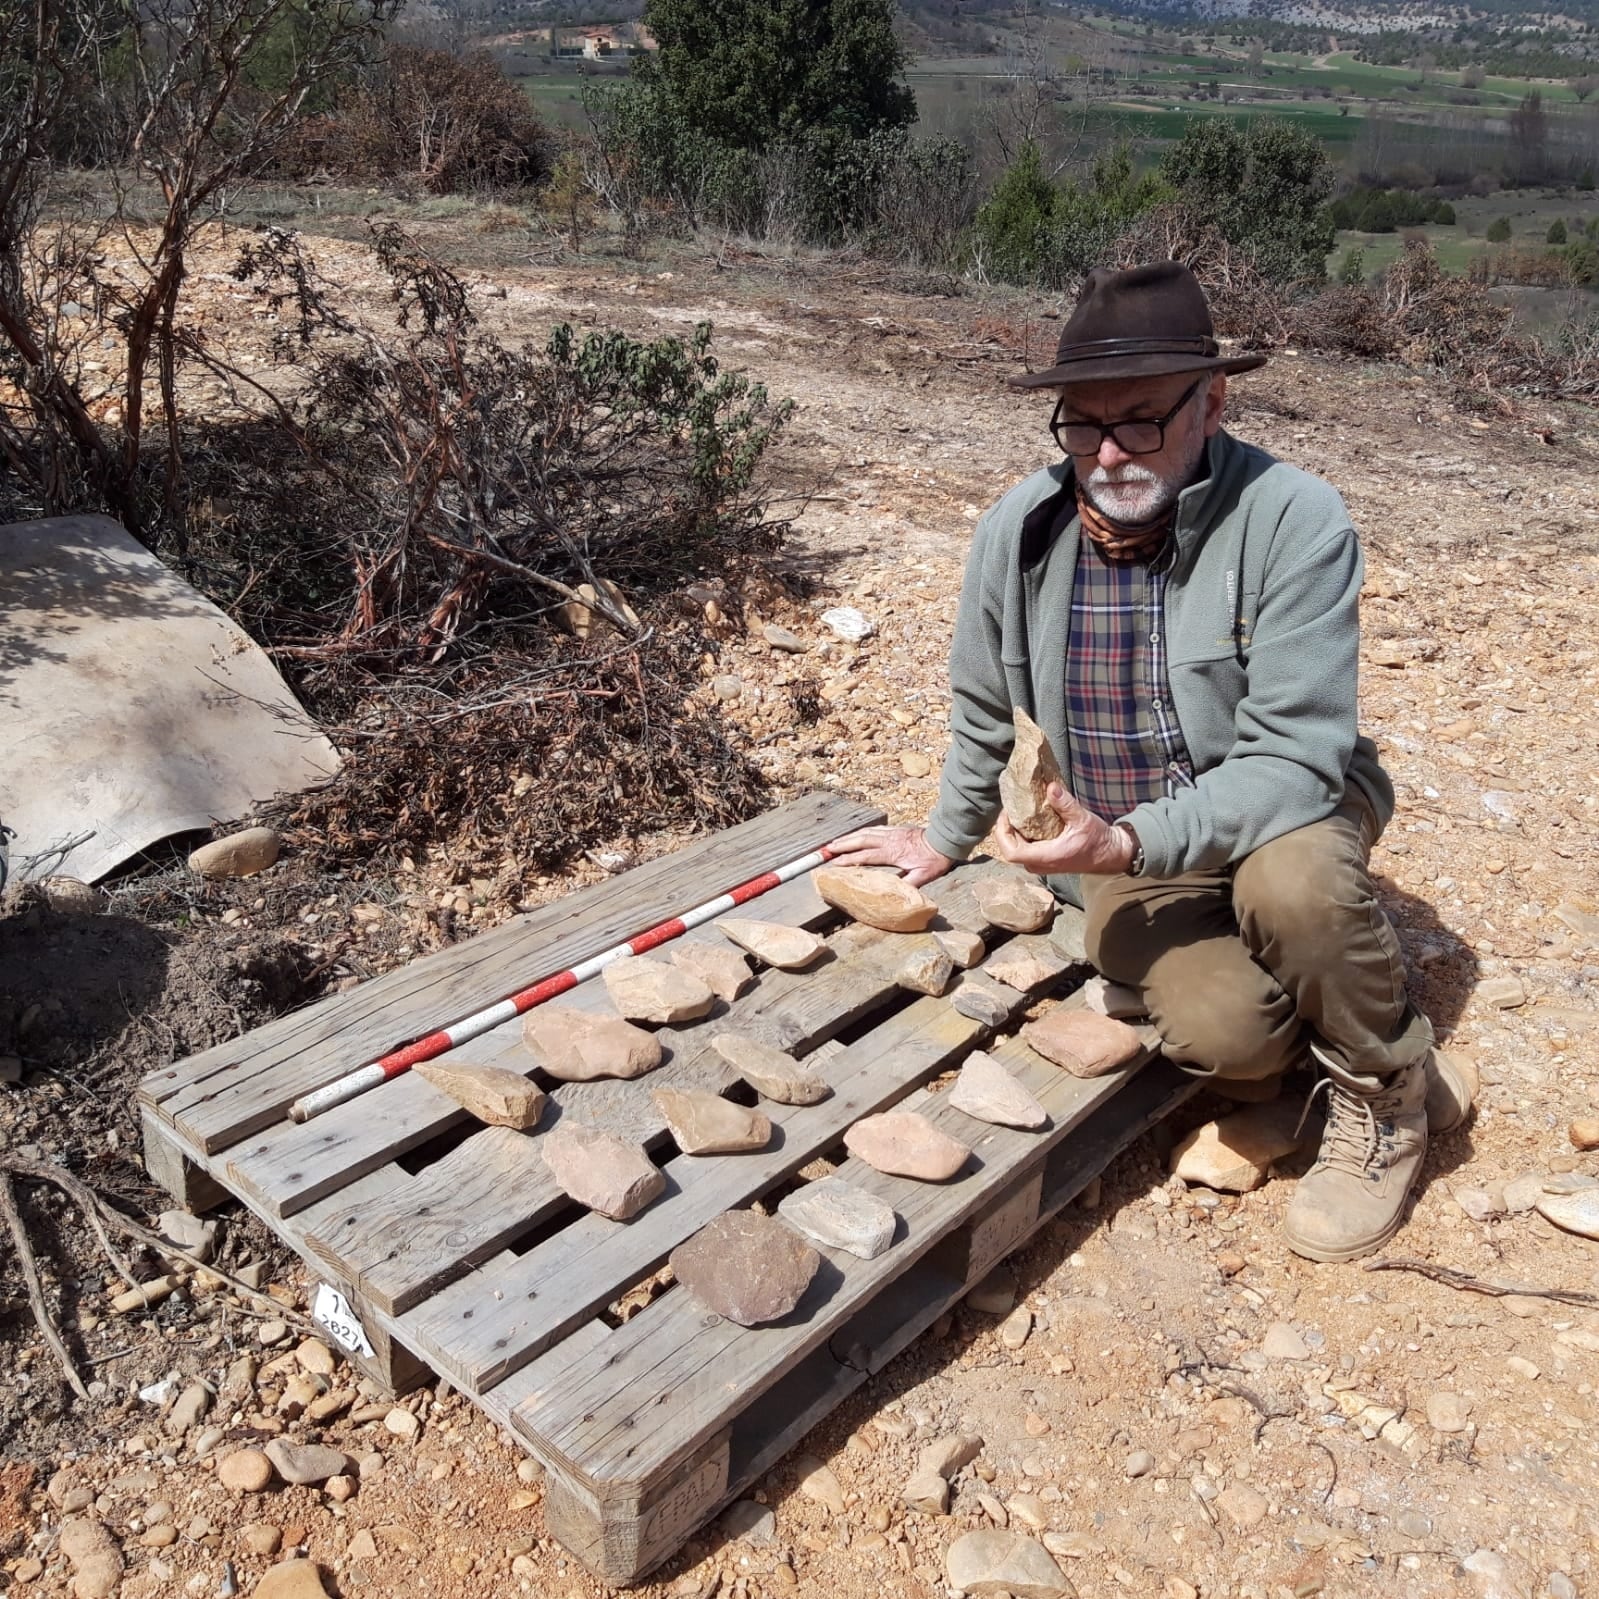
[1115,822,1145,878]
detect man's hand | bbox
[826,826,954,888]
[993,783,1137,877]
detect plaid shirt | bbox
[1065,528,1194,825]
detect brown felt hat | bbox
[1011,261,1267,389]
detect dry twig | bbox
[0,1172,89,1399]
[1365,1257,1599,1309]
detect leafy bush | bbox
[1486,215,1512,242]
[1337,244,1367,285]
[1161,117,1334,282]
[970,142,1057,283]
[1548,219,1567,244]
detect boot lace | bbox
[1297,1077,1386,1180]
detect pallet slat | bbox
[145,793,882,1153]
[517,1035,1168,1490]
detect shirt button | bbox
[1150,631,1161,643]
[1153,697,1164,711]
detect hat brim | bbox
[1009,350,1268,389]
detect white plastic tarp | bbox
[0,514,340,883]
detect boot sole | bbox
[1283,1206,1408,1264]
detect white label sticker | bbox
[312,1283,376,1358]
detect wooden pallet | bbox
[138,792,1194,1585]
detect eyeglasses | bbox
[1050,377,1204,457]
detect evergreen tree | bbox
[637,0,915,151]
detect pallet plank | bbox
[515,1033,1167,1492]
[219,874,836,1223]
[143,794,882,1153]
[302,863,1010,1312]
[400,927,1066,1393]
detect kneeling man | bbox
[831,261,1470,1263]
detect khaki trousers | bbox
[1081,795,1434,1082]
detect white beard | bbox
[1083,462,1177,525]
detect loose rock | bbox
[950,980,1014,1028]
[814,865,938,932]
[1079,977,1147,1021]
[1570,1118,1599,1152]
[1000,709,1065,842]
[778,1178,897,1259]
[264,1440,351,1487]
[383,1406,422,1439]
[165,1380,210,1436]
[1023,1010,1143,1077]
[670,942,755,1003]
[763,624,808,654]
[1477,974,1527,1009]
[521,1006,663,1082]
[715,917,827,970]
[542,1125,665,1220]
[1217,1483,1268,1529]
[966,1273,1015,1315]
[934,928,986,969]
[653,1088,771,1154]
[156,1209,217,1265]
[1426,1392,1471,1433]
[712,1032,830,1104]
[796,1455,847,1514]
[950,1051,1048,1130]
[253,1558,332,1599]
[820,605,874,642]
[986,945,1068,993]
[603,955,716,1024]
[59,1520,124,1599]
[895,943,955,996]
[670,1211,819,1325]
[1262,1322,1310,1361]
[999,1306,1034,1349]
[188,826,280,879]
[918,1435,984,1479]
[902,1471,951,1514]
[415,1060,546,1129]
[723,1499,777,1546]
[845,1111,970,1180]
[1125,1450,1155,1479]
[974,874,1056,933]
[218,1450,274,1493]
[1535,1189,1599,1240]
[946,1529,1073,1598]
[1170,1104,1304,1193]
[1454,1185,1505,1222]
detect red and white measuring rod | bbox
[286,843,837,1123]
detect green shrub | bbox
[1162,117,1334,281]
[1336,244,1366,284]
[971,142,1058,283]
[1547,219,1567,244]
[1486,215,1512,242]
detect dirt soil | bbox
[2,218,1599,1599]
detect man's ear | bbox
[1202,373,1228,437]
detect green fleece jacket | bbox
[924,428,1393,906]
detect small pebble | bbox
[1125,1450,1155,1479]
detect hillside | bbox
[2,214,1598,1599]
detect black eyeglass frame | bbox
[1049,376,1205,458]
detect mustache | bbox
[1087,463,1161,487]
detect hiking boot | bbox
[1425,1049,1478,1134]
[1283,1054,1428,1264]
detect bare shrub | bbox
[330,47,553,193]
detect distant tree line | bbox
[1329,187,1456,232]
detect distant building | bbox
[553,22,656,59]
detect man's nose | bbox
[1097,434,1132,470]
